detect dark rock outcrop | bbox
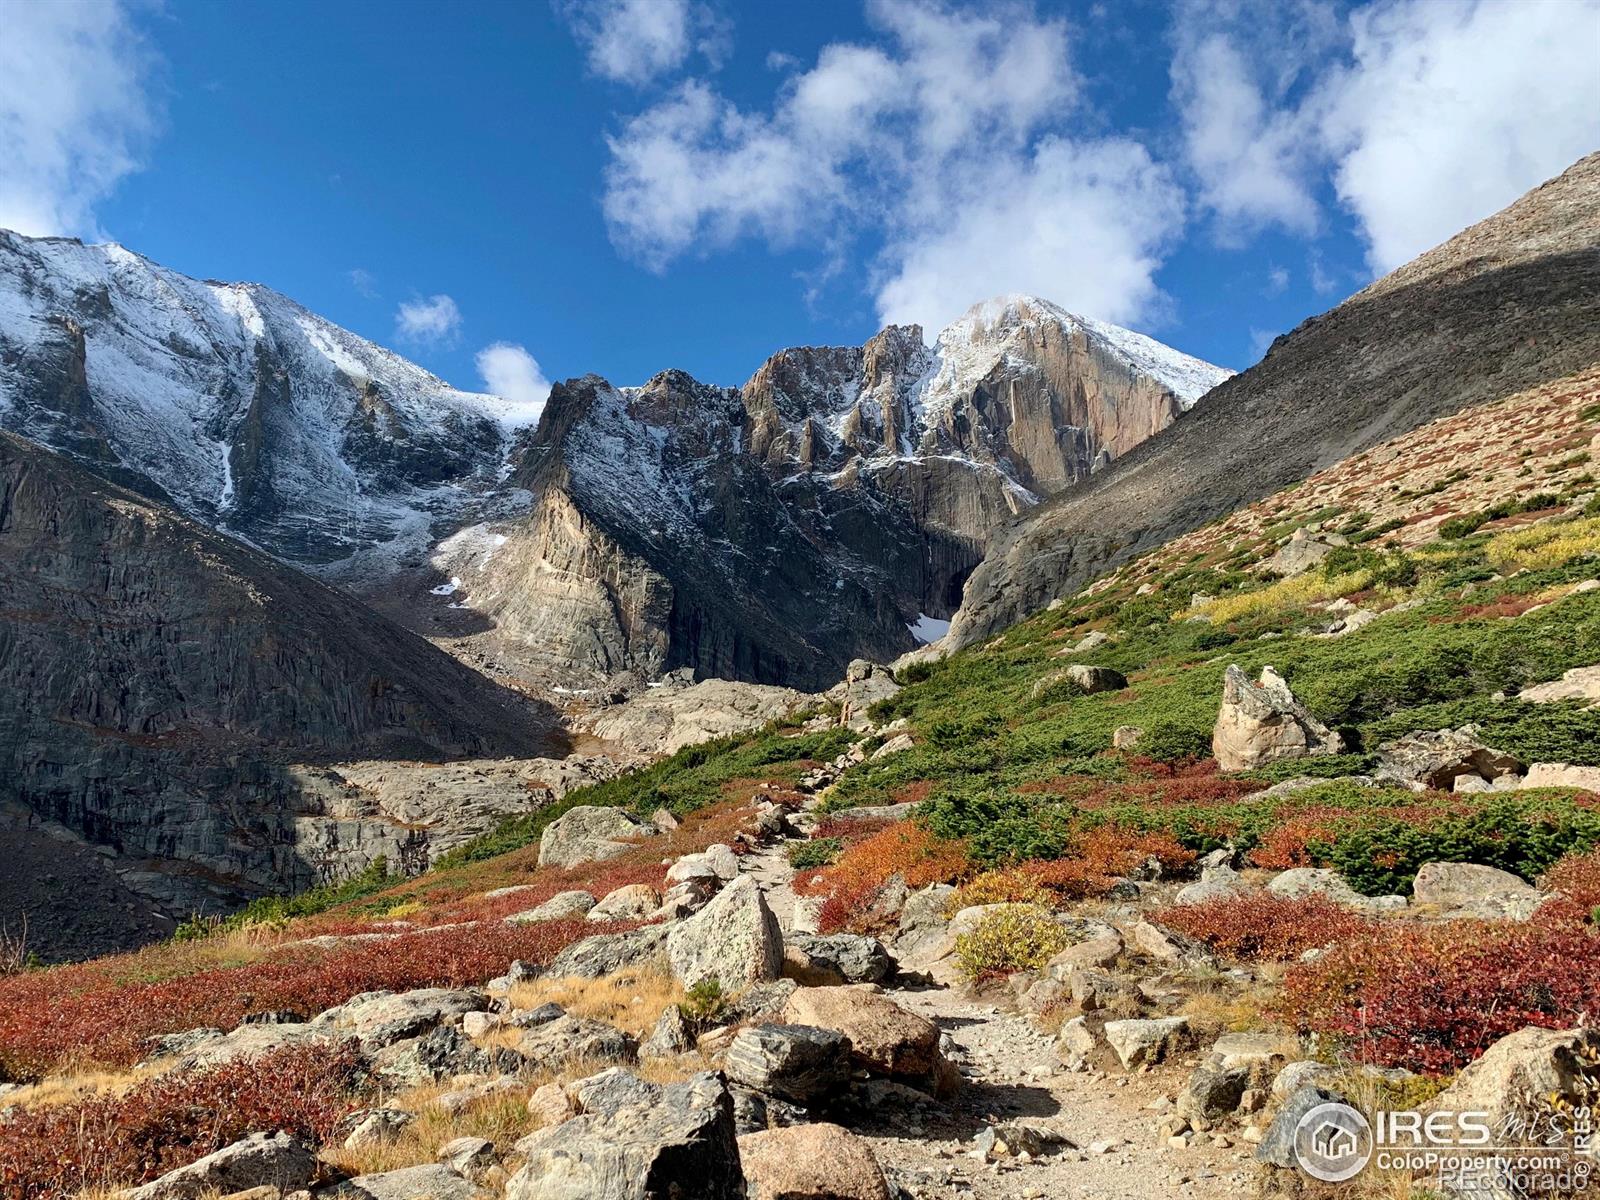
[0,429,559,945]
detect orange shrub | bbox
[1155,894,1379,961]
[794,823,972,933]
[1542,846,1600,915]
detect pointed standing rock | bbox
[1212,665,1343,771]
[667,875,784,992]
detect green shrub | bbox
[1328,796,1600,895]
[788,838,843,870]
[953,904,1073,981]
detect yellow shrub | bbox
[952,904,1072,981]
[1183,568,1374,625]
[1485,516,1600,574]
[946,868,1050,913]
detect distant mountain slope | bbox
[424,300,1229,689]
[0,231,529,574]
[0,429,560,922]
[949,152,1600,648]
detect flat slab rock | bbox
[320,1163,489,1199]
[126,1131,315,1200]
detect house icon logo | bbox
[1293,1101,1373,1182]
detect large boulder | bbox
[1266,868,1407,913]
[1428,1026,1600,1129]
[739,1123,892,1200]
[126,1132,316,1200]
[538,806,656,869]
[667,876,784,992]
[1173,864,1252,906]
[588,679,817,755]
[1103,1017,1192,1069]
[1519,665,1600,706]
[505,1071,744,1200]
[517,1014,636,1068]
[588,884,662,922]
[311,986,488,1051]
[782,984,955,1096]
[724,1024,854,1103]
[1212,665,1343,771]
[1411,862,1547,920]
[548,926,671,979]
[1375,726,1520,790]
[1264,528,1345,577]
[1521,762,1600,791]
[782,933,894,986]
[829,660,901,731]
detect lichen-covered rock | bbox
[538,806,656,869]
[126,1132,316,1200]
[506,890,597,924]
[1103,1017,1192,1069]
[1410,862,1547,920]
[517,1015,636,1068]
[1173,864,1252,906]
[638,1005,693,1061]
[1212,665,1343,771]
[587,884,662,922]
[1428,1026,1600,1129]
[548,926,671,979]
[782,933,894,986]
[1266,868,1406,913]
[1376,726,1521,790]
[504,1071,744,1200]
[667,876,783,992]
[322,1163,489,1200]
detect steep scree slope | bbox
[950,152,1600,648]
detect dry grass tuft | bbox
[504,967,686,1038]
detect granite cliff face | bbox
[0,429,561,940]
[950,153,1600,648]
[426,300,1228,689]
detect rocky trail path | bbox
[745,822,1251,1200]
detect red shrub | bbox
[1156,895,1379,961]
[0,918,610,1079]
[1280,919,1600,1073]
[0,1043,366,1199]
[1542,847,1600,915]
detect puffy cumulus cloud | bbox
[603,0,1184,333]
[1322,0,1600,272]
[1171,0,1600,273]
[475,342,551,428]
[394,294,462,345]
[562,0,728,87]
[875,138,1184,333]
[0,0,160,237]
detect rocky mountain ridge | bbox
[0,230,531,576]
[949,152,1600,648]
[423,298,1228,689]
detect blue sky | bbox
[2,0,1597,411]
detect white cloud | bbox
[1321,0,1600,272]
[475,342,551,427]
[875,137,1184,332]
[348,268,378,298]
[0,0,159,237]
[1171,0,1600,274]
[562,0,727,86]
[394,294,462,345]
[1265,265,1290,295]
[602,0,1182,333]
[1169,30,1321,240]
